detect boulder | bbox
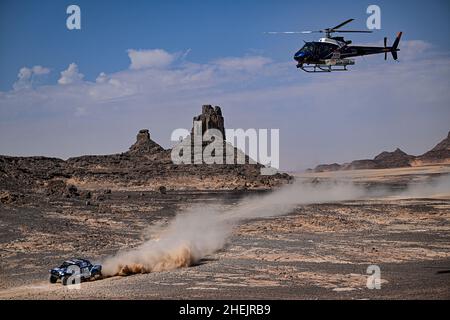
[0,191,17,204]
[157,186,167,194]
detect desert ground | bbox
[0,165,449,299]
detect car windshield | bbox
[60,262,72,268]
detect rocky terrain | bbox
[414,131,450,165]
[0,105,291,205]
[0,166,449,299]
[312,131,450,172]
[1,106,448,300]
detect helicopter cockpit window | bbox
[301,43,316,54]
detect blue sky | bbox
[1,0,449,170]
[1,0,449,90]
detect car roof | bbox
[64,258,91,265]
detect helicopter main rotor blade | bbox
[333,30,373,33]
[265,31,317,34]
[331,19,354,30]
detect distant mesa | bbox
[312,131,450,172]
[415,131,450,165]
[313,163,342,173]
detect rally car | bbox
[49,258,102,285]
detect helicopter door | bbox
[331,50,341,59]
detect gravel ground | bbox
[0,169,449,299]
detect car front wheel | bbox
[49,275,58,284]
[91,271,101,280]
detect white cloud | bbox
[58,63,84,85]
[127,49,175,70]
[398,40,433,60]
[96,72,109,83]
[214,56,272,71]
[1,41,449,171]
[95,72,122,87]
[89,74,137,101]
[13,65,50,91]
[32,65,51,75]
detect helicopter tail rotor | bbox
[391,32,402,60]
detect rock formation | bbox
[312,131,450,172]
[373,148,415,168]
[313,163,342,173]
[193,105,226,140]
[416,131,450,164]
[127,129,165,156]
[0,105,291,195]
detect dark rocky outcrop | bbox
[312,130,450,172]
[193,105,226,140]
[416,131,450,164]
[0,105,291,195]
[373,148,415,168]
[127,129,165,156]
[313,150,411,172]
[0,156,68,193]
[314,163,342,173]
[343,159,378,170]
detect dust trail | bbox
[399,175,450,199]
[101,181,365,276]
[102,176,450,276]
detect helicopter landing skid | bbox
[298,64,350,73]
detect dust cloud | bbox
[102,175,450,276]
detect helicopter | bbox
[267,19,402,73]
